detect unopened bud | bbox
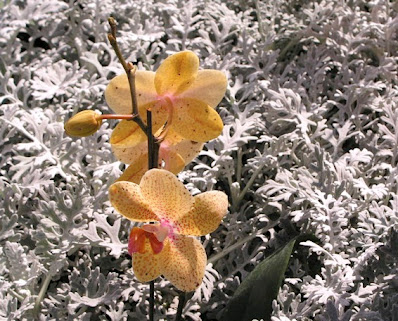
[64,110,102,137]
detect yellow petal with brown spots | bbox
[160,235,206,292]
[171,139,203,165]
[171,98,223,142]
[140,169,193,223]
[108,181,158,222]
[133,238,168,282]
[110,120,147,147]
[154,51,199,96]
[160,128,203,165]
[174,191,228,236]
[116,154,148,184]
[180,70,227,108]
[112,137,147,164]
[105,71,157,114]
[161,127,184,145]
[162,150,185,174]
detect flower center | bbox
[158,94,176,104]
[127,223,170,255]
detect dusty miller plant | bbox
[1,0,398,320]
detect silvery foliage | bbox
[1,0,397,320]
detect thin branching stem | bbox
[107,18,147,133]
[99,114,135,120]
[127,65,147,132]
[107,17,129,72]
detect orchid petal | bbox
[105,71,157,114]
[110,120,147,147]
[132,239,168,283]
[155,51,199,95]
[160,235,206,292]
[108,181,158,222]
[180,70,227,108]
[161,128,203,164]
[171,140,204,165]
[175,191,228,236]
[160,149,186,174]
[112,140,147,165]
[128,227,146,255]
[171,98,223,142]
[140,169,193,223]
[116,154,148,184]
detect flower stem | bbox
[147,110,159,321]
[108,17,160,321]
[175,291,186,321]
[147,110,160,169]
[126,63,147,132]
[107,17,128,72]
[107,18,146,133]
[98,114,135,120]
[149,281,155,321]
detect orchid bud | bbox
[64,110,102,137]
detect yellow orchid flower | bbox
[113,127,204,184]
[105,51,227,144]
[108,169,228,292]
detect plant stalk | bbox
[108,17,160,321]
[175,291,186,321]
[149,281,155,321]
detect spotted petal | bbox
[171,139,204,164]
[171,98,223,142]
[105,71,168,129]
[161,128,203,164]
[140,169,193,223]
[175,191,228,236]
[132,239,167,282]
[116,154,148,184]
[162,149,186,174]
[105,71,157,114]
[155,51,199,96]
[180,70,227,108]
[110,120,147,147]
[108,181,158,222]
[160,235,206,292]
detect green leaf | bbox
[222,239,296,321]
